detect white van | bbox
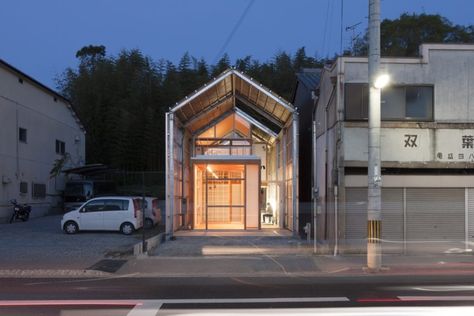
[61,197,143,235]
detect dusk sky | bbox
[1,0,473,89]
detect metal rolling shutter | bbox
[345,188,367,251]
[406,188,465,253]
[468,189,474,244]
[380,188,404,253]
[345,188,403,253]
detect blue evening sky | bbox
[0,0,472,89]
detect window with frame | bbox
[19,127,27,143]
[82,200,105,212]
[19,182,28,195]
[55,140,65,155]
[32,183,46,199]
[103,199,129,211]
[345,83,433,121]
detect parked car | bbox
[134,196,162,228]
[61,196,143,235]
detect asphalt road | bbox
[1,274,474,315]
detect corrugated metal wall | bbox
[469,189,474,244]
[345,188,403,253]
[406,188,465,253]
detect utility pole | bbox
[367,0,382,271]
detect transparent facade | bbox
[165,69,298,235]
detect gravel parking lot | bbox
[0,215,140,270]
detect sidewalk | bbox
[117,235,474,277]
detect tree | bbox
[57,46,327,171]
[211,53,231,77]
[352,13,474,57]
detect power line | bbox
[213,0,255,64]
[321,0,331,58]
[340,0,344,55]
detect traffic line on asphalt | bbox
[0,297,350,308]
[0,300,141,306]
[358,295,474,303]
[398,296,474,301]
[159,297,350,303]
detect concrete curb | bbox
[133,232,166,256]
[0,269,112,278]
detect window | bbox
[32,183,46,199]
[19,127,27,143]
[82,200,105,212]
[103,199,129,211]
[345,83,369,120]
[55,140,65,155]
[345,84,433,121]
[19,182,28,195]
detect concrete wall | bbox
[0,64,85,222]
[344,127,474,163]
[313,44,474,252]
[342,44,474,123]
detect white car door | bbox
[79,200,105,230]
[102,199,129,230]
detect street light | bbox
[367,0,382,272]
[374,74,390,89]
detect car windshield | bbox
[2,1,474,315]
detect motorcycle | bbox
[9,199,31,223]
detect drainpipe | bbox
[334,185,339,256]
[181,130,185,229]
[312,97,318,253]
[292,109,299,237]
[15,108,19,179]
[166,112,175,239]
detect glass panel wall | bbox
[193,164,246,229]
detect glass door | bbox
[194,164,245,230]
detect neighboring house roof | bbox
[295,68,321,91]
[169,68,294,135]
[0,59,85,132]
[62,164,112,176]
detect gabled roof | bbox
[170,69,294,134]
[296,68,321,90]
[0,59,85,132]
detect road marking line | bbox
[0,300,141,306]
[127,300,163,316]
[411,285,474,292]
[159,297,350,303]
[0,297,350,307]
[398,296,474,301]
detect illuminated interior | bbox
[166,70,298,233]
[194,164,259,230]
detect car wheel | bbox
[120,222,134,235]
[144,218,154,229]
[64,221,79,234]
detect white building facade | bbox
[313,44,474,254]
[0,60,85,222]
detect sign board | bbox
[344,128,474,162]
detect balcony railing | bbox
[194,138,252,156]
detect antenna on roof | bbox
[346,22,362,53]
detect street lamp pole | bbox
[367,0,382,271]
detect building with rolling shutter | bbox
[0,59,85,223]
[312,44,474,254]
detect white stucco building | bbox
[313,44,474,254]
[0,59,85,222]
